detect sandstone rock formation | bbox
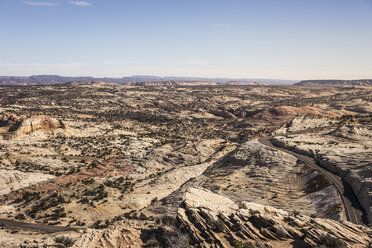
[202,140,344,220]
[0,83,370,248]
[0,114,66,136]
[0,113,24,130]
[73,227,143,248]
[177,187,371,248]
[272,115,372,224]
[0,169,54,195]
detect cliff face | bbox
[0,114,66,135]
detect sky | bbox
[0,0,371,80]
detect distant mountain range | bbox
[1,75,371,86]
[0,75,296,86]
[295,79,372,86]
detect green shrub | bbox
[232,239,255,248]
[249,209,260,216]
[317,234,347,248]
[290,210,300,218]
[15,213,26,220]
[55,236,74,247]
[213,220,225,232]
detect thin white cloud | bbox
[69,1,91,6]
[22,1,59,6]
[0,32,6,36]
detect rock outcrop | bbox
[73,227,143,248]
[0,114,66,135]
[202,140,344,220]
[272,116,372,224]
[177,187,371,248]
[0,169,54,195]
[0,113,24,127]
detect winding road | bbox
[259,136,366,225]
[0,135,366,233]
[0,218,78,233]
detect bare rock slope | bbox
[0,169,53,195]
[202,140,344,220]
[272,116,372,224]
[177,187,371,248]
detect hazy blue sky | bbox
[0,0,371,79]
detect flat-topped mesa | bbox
[2,114,66,135]
[125,80,218,86]
[67,80,119,86]
[295,79,372,86]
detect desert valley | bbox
[0,81,370,247]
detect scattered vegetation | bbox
[317,234,347,248]
[55,236,74,247]
[232,239,255,248]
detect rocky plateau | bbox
[0,83,370,247]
